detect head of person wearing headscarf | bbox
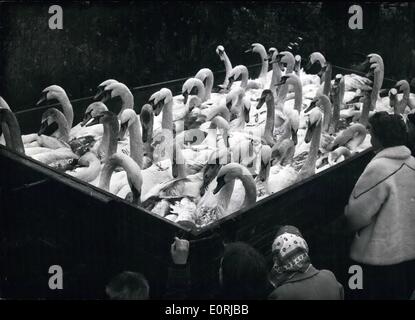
[269,225,311,287]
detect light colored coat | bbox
[345,146,415,265]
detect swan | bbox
[65,151,101,183]
[36,85,74,132]
[36,108,71,150]
[82,106,119,162]
[245,43,269,88]
[216,45,233,91]
[194,162,257,226]
[394,80,415,114]
[142,148,228,223]
[304,52,331,96]
[195,68,220,104]
[99,152,143,206]
[226,65,263,98]
[326,123,369,152]
[96,81,134,118]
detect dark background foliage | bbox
[0,1,414,111]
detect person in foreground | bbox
[268,225,344,300]
[344,112,415,299]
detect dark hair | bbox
[368,112,408,148]
[106,271,149,300]
[221,242,269,300]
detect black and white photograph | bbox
[0,0,415,305]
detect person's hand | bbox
[171,237,190,265]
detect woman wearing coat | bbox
[344,112,415,299]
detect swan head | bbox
[275,73,301,87]
[118,109,138,140]
[140,104,154,143]
[334,74,344,85]
[0,97,11,110]
[109,153,142,204]
[182,78,204,105]
[268,47,278,62]
[304,108,322,143]
[94,79,119,100]
[278,51,295,71]
[100,82,133,107]
[36,85,68,106]
[242,98,251,123]
[200,148,229,196]
[245,43,267,60]
[149,88,173,116]
[394,80,410,94]
[213,163,253,195]
[38,108,66,136]
[82,102,109,127]
[216,45,226,61]
[389,88,398,100]
[258,145,271,182]
[256,89,273,109]
[195,68,213,85]
[227,65,248,90]
[294,55,301,71]
[304,94,330,113]
[305,52,326,75]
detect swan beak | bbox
[304,121,317,143]
[259,161,269,182]
[118,122,128,141]
[244,48,253,53]
[244,106,250,123]
[256,97,265,109]
[213,175,226,195]
[93,87,104,100]
[394,85,404,94]
[36,92,48,106]
[182,92,189,105]
[38,120,58,136]
[304,100,317,113]
[153,100,163,116]
[84,116,100,127]
[291,128,298,145]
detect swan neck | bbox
[162,99,174,132]
[301,122,321,175]
[205,74,213,101]
[59,95,74,129]
[239,173,257,207]
[294,81,302,112]
[3,111,25,154]
[129,119,144,168]
[323,63,332,96]
[264,98,275,141]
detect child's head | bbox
[106,271,149,300]
[219,242,269,299]
[368,112,408,150]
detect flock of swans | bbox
[1,39,415,228]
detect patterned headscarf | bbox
[269,225,311,287]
